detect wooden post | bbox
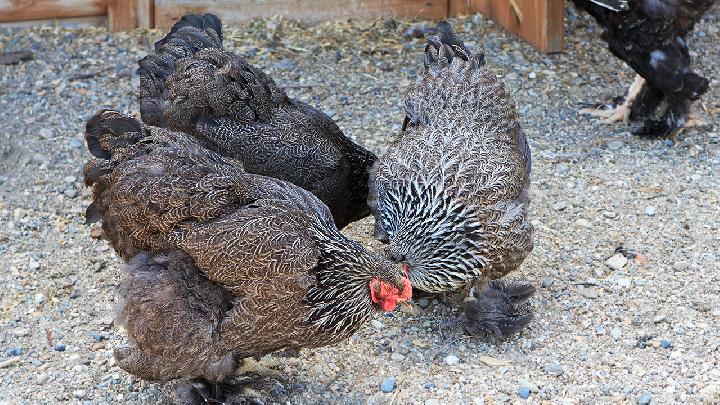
[107,0,153,31]
[449,0,564,53]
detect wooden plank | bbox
[155,0,447,28]
[0,15,106,28]
[449,0,564,53]
[108,0,154,31]
[0,0,106,22]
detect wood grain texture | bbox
[449,0,565,53]
[108,0,153,31]
[154,0,447,27]
[0,0,106,22]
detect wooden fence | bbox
[0,0,564,52]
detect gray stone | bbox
[607,140,624,150]
[672,261,690,271]
[68,138,83,148]
[578,287,598,299]
[645,206,656,216]
[575,218,592,228]
[371,320,385,329]
[545,363,565,375]
[444,354,460,366]
[417,297,431,308]
[380,377,396,393]
[39,128,53,139]
[552,201,568,211]
[541,278,555,288]
[605,253,628,270]
[519,379,539,393]
[610,327,622,341]
[617,278,632,288]
[638,393,652,405]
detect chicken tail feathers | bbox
[154,13,222,52]
[138,13,223,127]
[462,280,536,337]
[424,21,485,70]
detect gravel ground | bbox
[1,7,719,404]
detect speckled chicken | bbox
[369,22,535,336]
[83,110,411,402]
[137,13,376,229]
[576,0,715,136]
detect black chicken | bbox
[137,13,377,229]
[575,0,715,136]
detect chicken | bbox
[137,13,377,229]
[83,110,411,402]
[368,22,535,336]
[575,0,715,136]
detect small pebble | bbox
[578,287,598,299]
[541,277,554,288]
[552,201,567,211]
[39,128,53,139]
[606,253,628,270]
[416,297,431,308]
[691,174,701,181]
[672,261,689,271]
[371,320,385,329]
[603,211,617,219]
[660,339,671,349]
[610,327,622,341]
[645,206,656,216]
[518,387,531,399]
[638,392,652,405]
[73,390,86,399]
[11,328,28,337]
[54,343,66,352]
[63,189,78,199]
[68,138,83,148]
[519,379,539,393]
[424,399,440,405]
[575,218,592,228]
[390,352,405,361]
[607,140,624,150]
[6,348,22,357]
[528,71,537,79]
[545,363,565,375]
[617,278,632,288]
[444,355,460,366]
[88,332,104,342]
[380,377,396,393]
[424,382,437,389]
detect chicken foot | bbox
[580,74,646,124]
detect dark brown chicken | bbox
[83,110,411,402]
[575,0,715,136]
[137,13,376,229]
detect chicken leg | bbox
[580,74,646,124]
